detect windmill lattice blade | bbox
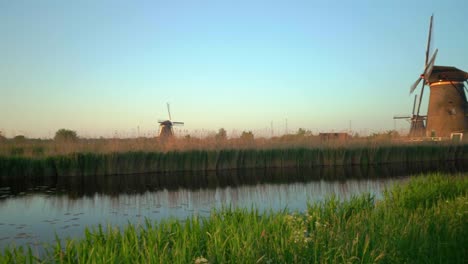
[424,14,434,66]
[414,49,438,115]
[410,77,422,94]
[172,122,184,126]
[423,49,438,82]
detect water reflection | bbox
[0,162,466,250]
[0,176,403,250]
[1,161,466,198]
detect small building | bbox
[319,132,349,142]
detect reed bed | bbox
[0,144,466,178]
[1,173,466,263]
[0,136,460,158]
[0,137,318,157]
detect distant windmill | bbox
[396,15,468,138]
[394,94,426,137]
[158,103,184,140]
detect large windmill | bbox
[398,15,468,138]
[158,103,184,140]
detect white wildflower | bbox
[195,257,209,264]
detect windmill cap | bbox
[158,120,172,125]
[427,66,468,83]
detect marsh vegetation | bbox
[0,143,466,178]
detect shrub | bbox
[54,129,78,141]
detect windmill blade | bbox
[423,49,438,83]
[413,28,438,118]
[424,14,434,66]
[413,49,437,118]
[412,94,418,115]
[414,80,426,117]
[410,77,422,94]
[172,122,184,126]
[393,115,411,119]
[410,49,437,95]
[167,103,172,120]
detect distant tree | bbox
[0,131,5,141]
[13,135,26,141]
[215,128,227,141]
[54,129,78,141]
[297,128,306,136]
[296,128,312,137]
[240,131,254,141]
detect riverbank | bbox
[1,173,466,263]
[0,144,466,178]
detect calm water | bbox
[0,162,466,250]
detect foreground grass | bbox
[2,173,467,263]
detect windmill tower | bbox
[424,66,468,137]
[158,103,184,140]
[408,15,468,138]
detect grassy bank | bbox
[0,144,467,178]
[2,173,467,263]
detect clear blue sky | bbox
[1,0,467,138]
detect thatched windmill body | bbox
[158,103,184,140]
[397,15,468,138]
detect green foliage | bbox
[54,129,78,141]
[1,173,466,263]
[384,174,468,210]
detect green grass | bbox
[0,144,466,177]
[1,173,467,263]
